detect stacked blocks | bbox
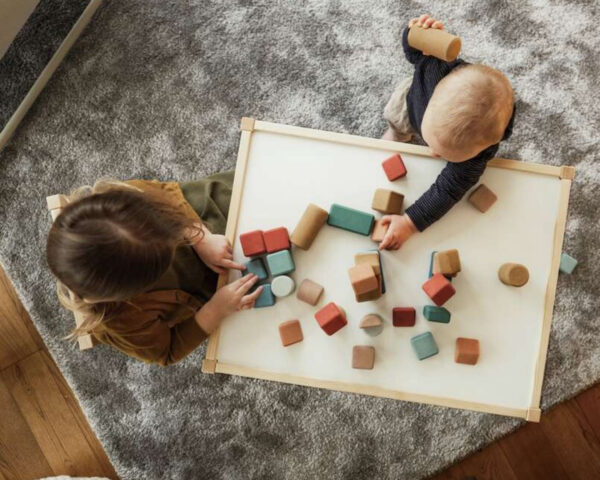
[371,189,404,214]
[371,219,388,242]
[382,153,407,181]
[296,279,324,306]
[279,320,303,347]
[498,263,529,287]
[239,230,266,257]
[315,302,347,335]
[355,250,385,294]
[291,203,328,250]
[423,305,451,323]
[352,346,375,370]
[393,307,416,327]
[328,204,374,236]
[348,264,378,294]
[245,258,267,281]
[263,227,290,253]
[254,284,275,308]
[422,273,456,306]
[468,184,497,213]
[455,338,480,365]
[266,250,295,276]
[359,314,384,337]
[411,332,439,360]
[433,249,461,277]
[560,252,578,274]
[271,275,295,297]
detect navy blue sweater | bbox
[401,27,515,231]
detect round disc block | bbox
[359,313,384,337]
[271,275,295,297]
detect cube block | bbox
[371,219,388,242]
[372,188,404,214]
[271,275,295,297]
[263,227,290,253]
[422,273,456,306]
[279,320,303,347]
[290,203,329,250]
[254,284,275,308]
[352,345,375,369]
[266,250,295,276]
[348,263,378,295]
[423,305,451,323]
[433,249,461,277]
[315,302,347,335]
[455,337,480,365]
[239,230,266,257]
[468,184,497,213]
[296,279,324,305]
[359,314,384,337]
[559,252,578,274]
[327,204,374,236]
[382,153,407,181]
[498,263,529,287]
[245,258,267,281]
[411,332,439,360]
[393,307,416,327]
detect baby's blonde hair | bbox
[425,64,514,151]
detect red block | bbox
[393,307,416,327]
[263,227,290,253]
[239,230,266,257]
[315,302,347,336]
[422,273,456,306]
[382,154,407,181]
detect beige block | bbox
[355,251,380,276]
[372,188,404,214]
[348,264,378,295]
[498,263,529,287]
[352,345,375,369]
[371,219,388,242]
[290,203,328,250]
[359,314,383,329]
[433,249,461,276]
[468,184,497,213]
[296,278,324,305]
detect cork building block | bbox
[407,25,461,62]
[411,332,439,361]
[455,338,480,365]
[393,307,416,327]
[433,249,461,277]
[239,230,266,257]
[279,320,303,347]
[245,258,267,281]
[271,275,295,297]
[266,250,295,276]
[382,153,407,181]
[315,302,347,336]
[328,204,374,236]
[371,219,388,242]
[422,273,456,306]
[352,346,375,370]
[355,287,382,302]
[263,227,290,253]
[498,263,529,287]
[348,264,378,295]
[290,203,328,250]
[559,252,578,274]
[372,189,404,214]
[296,279,324,306]
[254,284,275,308]
[359,314,384,337]
[468,184,497,213]
[423,305,451,324]
[355,251,381,276]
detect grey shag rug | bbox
[1,1,598,479]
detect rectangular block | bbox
[433,249,461,277]
[245,258,267,281]
[559,252,578,274]
[371,219,388,242]
[371,188,404,214]
[411,332,439,360]
[279,320,303,347]
[468,184,497,213]
[254,284,275,308]
[263,227,290,253]
[290,203,329,250]
[352,346,375,369]
[327,203,374,236]
[382,153,407,180]
[315,302,347,335]
[240,230,266,257]
[354,252,380,276]
[297,279,324,306]
[266,250,295,276]
[348,263,378,295]
[428,251,437,278]
[455,338,480,365]
[423,305,451,323]
[393,307,416,327]
[422,273,456,306]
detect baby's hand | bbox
[192,228,245,274]
[409,14,444,30]
[208,273,261,315]
[378,214,418,250]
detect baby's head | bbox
[421,64,514,162]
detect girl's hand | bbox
[192,226,245,274]
[208,273,262,316]
[409,14,444,30]
[378,214,418,250]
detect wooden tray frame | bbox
[202,117,575,422]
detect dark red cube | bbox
[382,154,407,181]
[263,227,290,253]
[315,302,347,336]
[393,307,416,327]
[239,230,266,257]
[422,273,456,306]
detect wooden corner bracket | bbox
[526,407,542,422]
[560,166,575,180]
[202,358,217,374]
[240,117,255,132]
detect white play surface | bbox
[216,130,562,412]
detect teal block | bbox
[327,204,374,236]
[423,305,451,323]
[428,251,437,278]
[370,248,386,294]
[411,332,439,360]
[254,284,275,308]
[245,258,267,281]
[266,250,295,276]
[560,252,578,274]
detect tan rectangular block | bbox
[371,219,388,242]
[372,188,404,214]
[352,345,375,369]
[468,184,497,213]
[433,249,461,276]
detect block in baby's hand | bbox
[327,204,374,236]
[423,305,451,323]
[348,263,379,295]
[468,184,497,213]
[371,219,388,242]
[239,230,266,257]
[393,307,416,327]
[411,332,439,360]
[559,252,578,274]
[315,302,347,335]
[296,279,324,305]
[263,227,290,253]
[245,258,267,281]
[422,273,456,306]
[455,337,480,365]
[382,153,407,181]
[254,284,275,308]
[371,189,404,214]
[279,320,303,347]
[266,250,295,276]
[433,249,461,277]
[352,345,375,370]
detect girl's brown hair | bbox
[46,180,201,339]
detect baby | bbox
[379,14,515,250]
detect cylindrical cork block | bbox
[290,203,328,250]
[407,26,462,62]
[498,263,529,287]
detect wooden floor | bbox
[1,265,599,480]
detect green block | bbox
[245,258,267,281]
[411,332,439,360]
[423,305,451,323]
[559,252,578,274]
[327,204,374,236]
[266,250,295,276]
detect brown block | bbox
[355,251,381,276]
[352,345,375,369]
[355,286,382,302]
[407,25,462,62]
[372,188,404,214]
[498,263,529,287]
[433,249,461,277]
[290,203,328,250]
[296,279,324,305]
[468,184,497,213]
[279,320,303,347]
[348,264,378,295]
[371,219,388,242]
[455,338,480,365]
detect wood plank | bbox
[0,376,53,480]
[1,352,116,478]
[576,383,600,438]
